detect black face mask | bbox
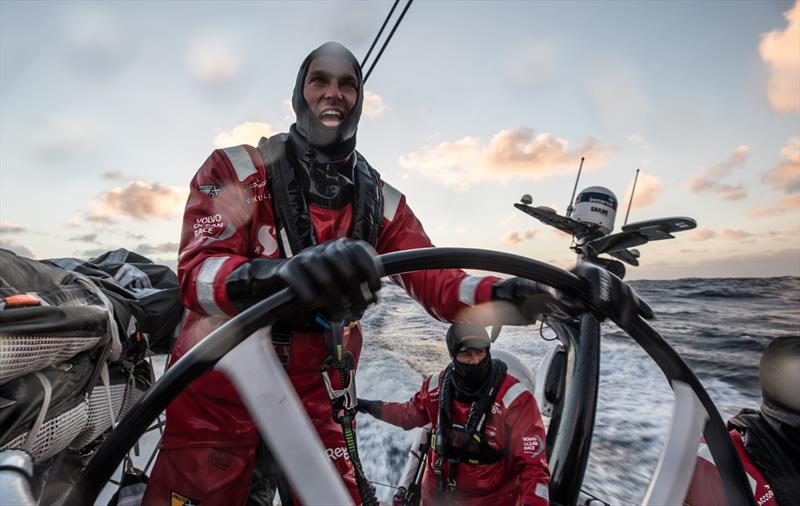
[452,352,492,399]
[290,41,363,164]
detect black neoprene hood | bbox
[291,41,364,159]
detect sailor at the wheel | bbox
[143,39,651,506]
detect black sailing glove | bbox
[355,398,383,419]
[572,262,654,327]
[226,238,382,322]
[491,277,577,324]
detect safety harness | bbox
[257,134,383,505]
[258,133,383,257]
[432,359,509,494]
[319,319,379,506]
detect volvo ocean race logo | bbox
[193,214,225,238]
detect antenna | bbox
[565,156,585,218]
[623,168,640,226]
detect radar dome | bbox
[572,186,617,235]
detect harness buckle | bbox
[321,367,357,411]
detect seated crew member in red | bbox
[684,336,800,506]
[357,323,550,506]
[144,40,651,505]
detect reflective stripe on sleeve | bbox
[222,145,257,182]
[382,182,401,221]
[502,382,528,408]
[458,276,483,305]
[535,483,549,501]
[697,443,713,463]
[196,256,230,317]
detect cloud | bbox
[762,137,800,194]
[282,99,295,121]
[0,238,35,258]
[622,172,663,209]
[136,242,180,255]
[363,90,386,119]
[759,1,800,113]
[689,227,716,241]
[90,181,189,221]
[502,229,538,245]
[688,145,749,200]
[633,248,800,279]
[749,194,800,217]
[69,233,98,242]
[719,229,755,241]
[213,122,276,148]
[102,170,134,181]
[628,133,648,145]
[188,36,241,83]
[0,222,25,234]
[399,128,615,189]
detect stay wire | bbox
[364,0,414,83]
[361,0,400,70]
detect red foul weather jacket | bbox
[379,369,551,506]
[684,430,777,506]
[143,143,499,506]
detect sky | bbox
[1,0,798,280]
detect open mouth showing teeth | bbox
[319,110,343,121]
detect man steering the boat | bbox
[144,41,650,505]
[357,322,550,506]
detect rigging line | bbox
[364,0,414,83]
[361,0,400,70]
[369,480,399,490]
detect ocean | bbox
[354,276,800,505]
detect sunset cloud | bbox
[749,194,800,217]
[719,228,755,241]
[688,145,749,200]
[0,239,35,258]
[0,222,25,234]
[69,233,98,242]
[363,90,386,119]
[136,242,180,255]
[689,227,716,241]
[762,137,800,194]
[622,172,663,209]
[759,1,800,113]
[214,122,276,148]
[102,170,134,181]
[502,229,538,245]
[399,128,615,189]
[188,36,241,83]
[90,181,189,222]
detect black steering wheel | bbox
[65,248,754,506]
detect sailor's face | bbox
[455,348,487,365]
[303,56,359,127]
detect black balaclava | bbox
[290,41,363,165]
[446,324,493,400]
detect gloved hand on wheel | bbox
[491,277,577,324]
[491,263,654,326]
[226,238,382,322]
[355,398,383,419]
